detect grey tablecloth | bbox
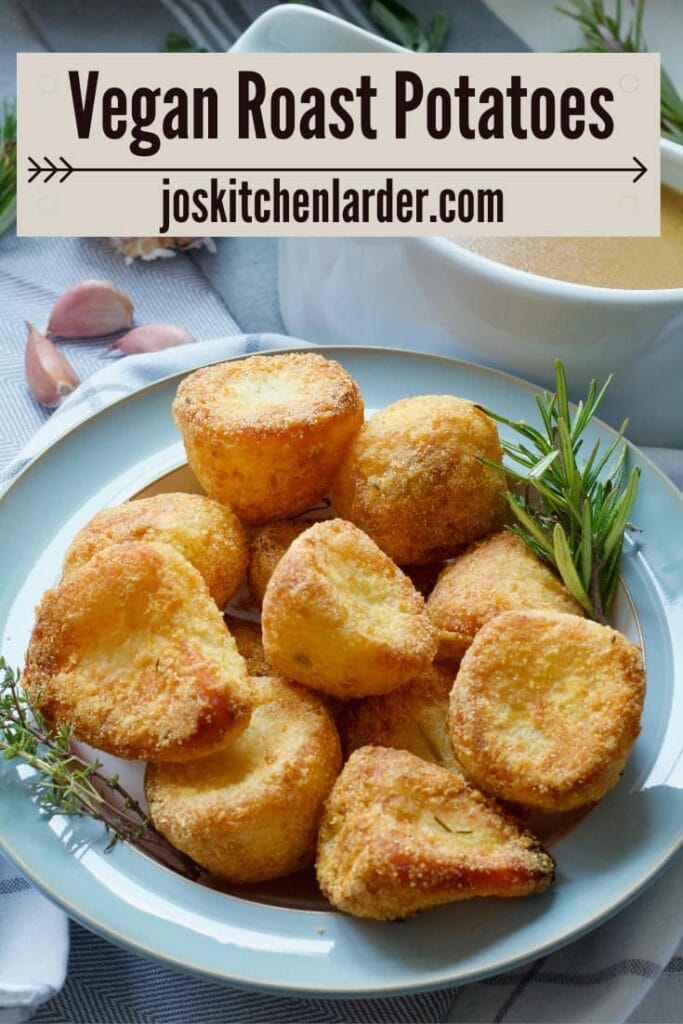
[1,2,682,1023]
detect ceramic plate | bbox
[1,347,681,998]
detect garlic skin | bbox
[47,279,134,339]
[109,323,195,355]
[25,322,80,408]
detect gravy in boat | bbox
[456,186,683,290]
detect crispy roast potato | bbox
[63,492,249,608]
[340,663,460,771]
[247,519,317,607]
[332,395,505,565]
[25,541,251,762]
[316,746,554,919]
[450,610,646,811]
[146,675,342,883]
[225,616,271,676]
[172,353,364,524]
[428,532,584,660]
[262,519,437,699]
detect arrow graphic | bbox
[27,155,647,184]
[27,156,73,183]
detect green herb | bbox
[481,361,640,624]
[283,1,450,52]
[433,813,453,833]
[162,32,207,53]
[557,0,683,144]
[0,100,16,236]
[363,0,450,52]
[0,659,200,878]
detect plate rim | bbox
[1,343,681,998]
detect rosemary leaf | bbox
[580,498,593,592]
[503,493,556,557]
[552,523,593,614]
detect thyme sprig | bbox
[557,0,683,144]
[481,362,640,624]
[0,659,200,879]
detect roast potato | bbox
[449,610,646,811]
[316,746,554,920]
[332,395,505,565]
[25,541,251,762]
[63,492,248,608]
[173,353,363,523]
[262,519,437,699]
[146,675,342,883]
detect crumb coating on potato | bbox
[316,746,554,919]
[25,541,251,762]
[146,675,342,883]
[262,519,438,699]
[172,353,364,524]
[340,664,461,771]
[332,395,506,565]
[63,492,248,608]
[225,616,271,676]
[428,532,584,659]
[247,519,317,606]
[450,610,646,811]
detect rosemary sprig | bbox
[0,100,16,236]
[481,361,640,624]
[557,0,683,145]
[281,1,450,52]
[0,659,201,879]
[362,0,450,52]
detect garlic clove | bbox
[47,279,134,339]
[25,322,80,408]
[109,323,195,355]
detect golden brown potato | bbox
[172,353,364,524]
[25,541,251,762]
[262,519,437,699]
[428,532,584,660]
[332,395,505,565]
[450,610,646,811]
[63,492,248,608]
[316,746,554,920]
[340,664,460,771]
[247,519,317,606]
[146,676,342,883]
[225,616,271,676]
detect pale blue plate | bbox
[0,347,681,998]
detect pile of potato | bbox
[24,352,645,920]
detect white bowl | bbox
[235,6,683,445]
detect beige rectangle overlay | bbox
[17,52,660,237]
